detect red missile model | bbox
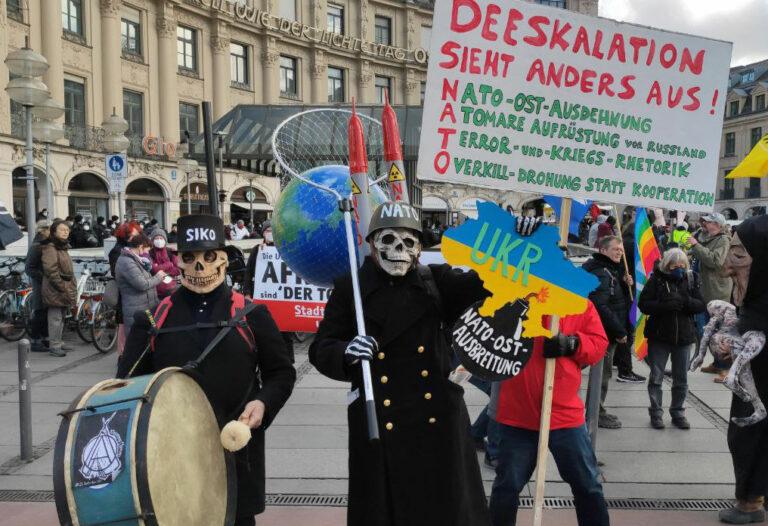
[382,92,410,203]
[348,99,372,263]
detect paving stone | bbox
[266,426,348,449]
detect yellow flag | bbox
[727,134,768,179]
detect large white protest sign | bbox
[417,0,732,212]
[252,246,331,333]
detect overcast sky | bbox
[598,0,767,67]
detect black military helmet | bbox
[366,201,422,241]
[177,214,226,251]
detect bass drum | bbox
[54,367,236,526]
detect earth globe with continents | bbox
[272,164,389,287]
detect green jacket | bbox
[690,231,733,304]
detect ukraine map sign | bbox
[417,0,732,212]
[442,202,599,338]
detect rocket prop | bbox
[382,94,409,204]
[349,100,373,262]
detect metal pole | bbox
[201,102,219,217]
[340,198,379,442]
[186,172,192,215]
[217,134,225,221]
[18,339,32,462]
[118,190,125,222]
[45,142,53,217]
[248,179,254,227]
[24,106,36,245]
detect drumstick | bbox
[220,420,251,452]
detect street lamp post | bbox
[32,97,66,218]
[5,40,50,244]
[177,132,199,217]
[101,109,130,222]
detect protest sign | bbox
[252,246,331,332]
[452,299,534,381]
[442,201,598,338]
[417,0,732,212]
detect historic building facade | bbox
[0,0,434,227]
[714,59,768,221]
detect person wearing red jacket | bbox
[488,301,610,526]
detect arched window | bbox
[721,208,738,220]
[68,172,109,222]
[126,178,166,225]
[179,181,211,216]
[229,186,271,225]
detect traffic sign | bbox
[105,153,127,193]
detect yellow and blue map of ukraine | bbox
[441,202,599,338]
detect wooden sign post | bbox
[532,197,571,526]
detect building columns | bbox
[157,7,179,142]
[0,0,9,135]
[41,0,64,113]
[261,42,279,104]
[100,0,123,119]
[210,27,230,120]
[311,50,326,104]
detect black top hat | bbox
[177,214,226,251]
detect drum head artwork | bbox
[143,372,232,525]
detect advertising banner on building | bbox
[252,245,330,333]
[417,0,733,212]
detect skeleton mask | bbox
[178,250,228,293]
[371,228,421,276]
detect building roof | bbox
[728,58,768,91]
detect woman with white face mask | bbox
[148,228,180,299]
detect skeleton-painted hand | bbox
[516,216,542,237]
[344,335,378,365]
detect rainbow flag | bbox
[631,209,661,360]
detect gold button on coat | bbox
[421,370,429,378]
[417,345,425,353]
[385,422,394,431]
[377,352,385,360]
[429,417,437,424]
[383,399,391,407]
[381,376,388,384]
[424,392,432,400]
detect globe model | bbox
[273,165,388,287]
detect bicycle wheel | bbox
[0,291,26,342]
[76,298,95,343]
[91,301,118,353]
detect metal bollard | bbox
[585,359,604,451]
[18,339,33,462]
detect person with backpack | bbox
[310,201,491,526]
[148,229,180,299]
[638,248,706,430]
[582,236,636,430]
[117,214,295,526]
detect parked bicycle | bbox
[0,257,32,342]
[90,274,118,353]
[71,259,107,344]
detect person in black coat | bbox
[25,220,51,352]
[581,235,633,429]
[117,214,295,526]
[718,215,768,524]
[310,202,491,526]
[638,248,705,430]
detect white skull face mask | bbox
[371,228,421,276]
[178,250,228,293]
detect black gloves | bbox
[543,333,580,359]
[516,216,542,237]
[344,335,378,365]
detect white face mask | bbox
[153,238,166,248]
[264,231,273,243]
[83,225,90,231]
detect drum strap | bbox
[185,301,260,369]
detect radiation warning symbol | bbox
[388,164,405,182]
[78,412,125,488]
[351,179,362,195]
